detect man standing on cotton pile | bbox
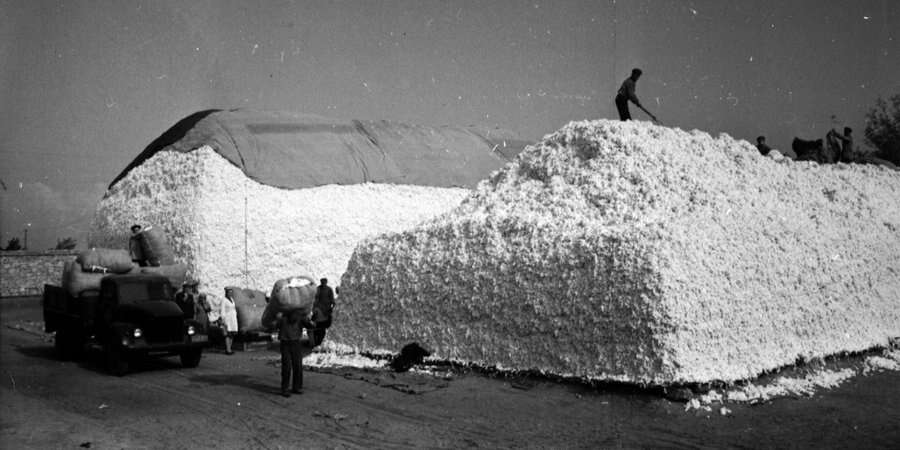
[128,224,146,266]
[756,136,773,156]
[615,68,659,123]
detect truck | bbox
[43,273,208,376]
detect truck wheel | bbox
[56,328,86,361]
[67,330,85,360]
[54,329,70,360]
[180,349,202,368]
[106,346,129,376]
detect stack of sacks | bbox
[77,248,135,274]
[62,261,107,297]
[334,119,900,385]
[63,249,136,297]
[135,225,175,266]
[261,276,317,330]
[226,287,268,332]
[140,264,188,288]
[126,224,188,287]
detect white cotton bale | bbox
[269,275,317,314]
[89,110,521,299]
[260,276,316,330]
[333,119,900,385]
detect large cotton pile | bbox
[89,110,522,297]
[333,119,900,385]
[90,146,468,296]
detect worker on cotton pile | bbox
[614,68,658,123]
[128,224,146,266]
[756,136,772,156]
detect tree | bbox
[864,94,900,165]
[55,237,77,250]
[4,237,22,251]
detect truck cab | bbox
[44,273,208,376]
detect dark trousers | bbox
[310,319,331,347]
[615,94,631,120]
[310,328,326,347]
[280,340,302,392]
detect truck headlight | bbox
[133,328,143,339]
[187,325,196,336]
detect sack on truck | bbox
[62,260,106,298]
[139,263,188,288]
[76,248,135,274]
[137,226,175,266]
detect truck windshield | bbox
[118,282,172,304]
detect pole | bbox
[23,228,27,250]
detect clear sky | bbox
[1,0,898,250]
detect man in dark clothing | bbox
[310,278,336,347]
[615,68,657,122]
[128,224,146,266]
[278,308,313,397]
[825,128,845,164]
[756,136,772,156]
[832,127,854,163]
[174,280,199,320]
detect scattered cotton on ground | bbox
[304,351,387,370]
[863,349,900,373]
[334,119,900,385]
[687,349,900,407]
[723,368,857,403]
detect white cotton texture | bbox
[333,119,900,385]
[89,146,469,297]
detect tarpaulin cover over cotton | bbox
[91,109,528,301]
[109,109,528,191]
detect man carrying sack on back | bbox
[277,308,314,397]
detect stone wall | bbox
[0,250,77,298]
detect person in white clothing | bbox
[208,288,239,354]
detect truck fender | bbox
[109,322,138,345]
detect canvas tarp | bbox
[109,109,529,191]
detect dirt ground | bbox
[2,297,899,449]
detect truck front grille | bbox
[144,317,184,343]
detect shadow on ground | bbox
[189,373,282,396]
